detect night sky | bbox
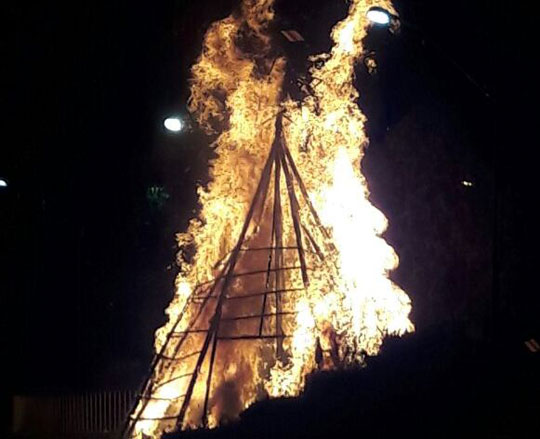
[1,0,535,435]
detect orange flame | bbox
[131,1,413,437]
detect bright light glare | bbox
[366,9,391,25]
[0,179,7,188]
[462,180,473,187]
[164,117,183,132]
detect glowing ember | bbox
[128,1,413,437]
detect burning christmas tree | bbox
[125,1,414,437]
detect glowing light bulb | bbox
[164,117,183,132]
[366,8,391,25]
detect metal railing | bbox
[12,390,136,438]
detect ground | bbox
[164,326,539,439]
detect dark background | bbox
[1,0,536,436]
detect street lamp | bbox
[366,7,392,25]
[0,178,8,188]
[164,117,184,133]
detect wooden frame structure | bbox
[122,113,331,437]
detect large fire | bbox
[128,1,413,437]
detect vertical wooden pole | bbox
[259,156,277,336]
[201,332,218,428]
[280,149,308,287]
[273,145,285,362]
